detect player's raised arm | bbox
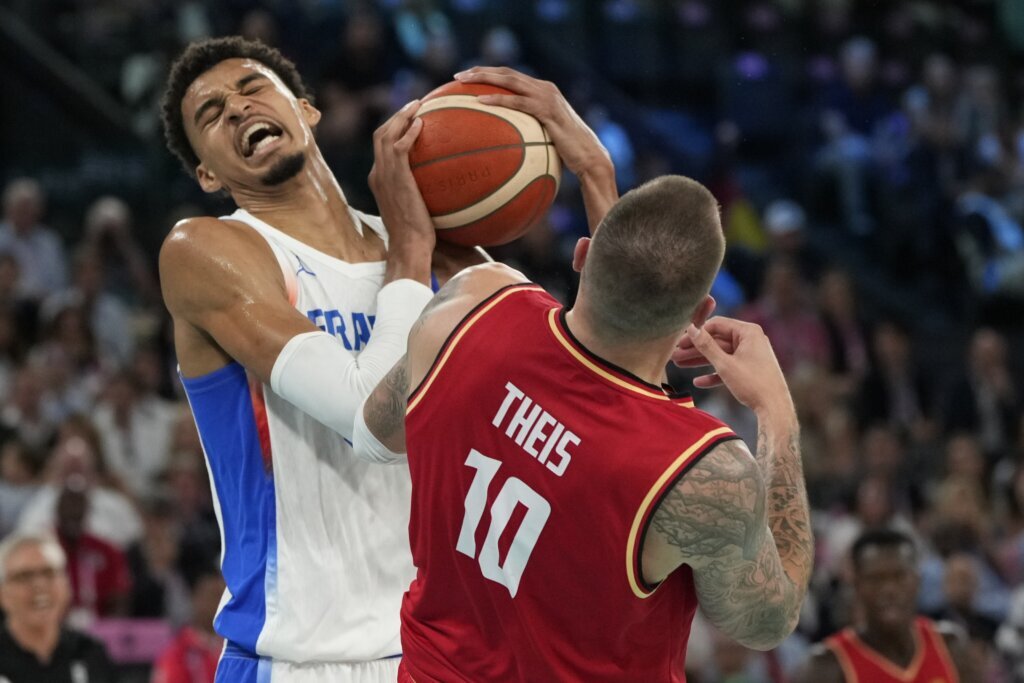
[644,316,812,651]
[353,262,529,463]
[162,101,437,442]
[454,67,618,233]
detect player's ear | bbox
[299,99,321,128]
[690,295,716,328]
[571,237,591,273]
[195,164,223,194]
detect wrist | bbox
[574,156,615,185]
[754,397,798,434]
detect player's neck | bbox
[858,624,917,666]
[564,308,675,386]
[233,153,356,245]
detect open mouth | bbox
[241,121,285,159]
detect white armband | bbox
[352,395,406,464]
[269,279,433,441]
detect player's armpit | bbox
[160,217,315,380]
[645,439,803,651]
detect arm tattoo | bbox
[364,355,409,441]
[650,435,811,650]
[763,429,813,591]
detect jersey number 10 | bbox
[456,449,551,598]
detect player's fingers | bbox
[693,373,724,389]
[475,93,535,115]
[455,67,532,94]
[393,117,424,153]
[685,324,729,367]
[379,99,421,145]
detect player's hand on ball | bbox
[454,66,611,180]
[681,317,792,417]
[369,99,435,247]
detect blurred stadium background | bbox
[1,0,1024,681]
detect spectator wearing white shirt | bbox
[0,179,68,301]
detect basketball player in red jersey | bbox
[353,120,813,678]
[795,529,975,683]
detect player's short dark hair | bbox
[582,176,724,343]
[851,528,916,570]
[160,36,312,177]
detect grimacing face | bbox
[180,58,321,193]
[0,542,70,631]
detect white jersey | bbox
[180,207,415,663]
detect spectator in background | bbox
[1,366,59,451]
[92,368,178,497]
[54,482,132,623]
[0,532,116,682]
[856,320,935,443]
[0,251,40,346]
[818,268,869,399]
[151,564,225,683]
[738,256,829,377]
[47,248,135,367]
[0,439,44,538]
[931,553,1003,677]
[82,195,160,309]
[18,430,143,549]
[944,327,1020,459]
[0,178,68,301]
[29,299,106,420]
[127,496,190,625]
[815,37,894,236]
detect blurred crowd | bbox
[3,0,1024,681]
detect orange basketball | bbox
[409,81,562,247]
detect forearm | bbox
[271,280,433,440]
[384,234,434,286]
[755,405,813,594]
[578,162,618,234]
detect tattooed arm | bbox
[353,262,529,460]
[646,316,813,650]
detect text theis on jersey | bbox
[491,382,579,477]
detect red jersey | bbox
[825,617,959,683]
[59,532,132,618]
[401,285,737,682]
[151,626,222,683]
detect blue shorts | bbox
[216,642,271,683]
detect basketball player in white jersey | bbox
[157,38,617,683]
[157,36,456,683]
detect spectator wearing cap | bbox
[0,179,68,302]
[0,532,115,682]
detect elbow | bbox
[733,603,803,652]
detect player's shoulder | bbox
[159,215,276,281]
[159,215,281,311]
[161,215,266,258]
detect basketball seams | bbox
[432,148,554,229]
[411,88,561,243]
[410,142,553,171]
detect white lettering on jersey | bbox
[492,381,579,476]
